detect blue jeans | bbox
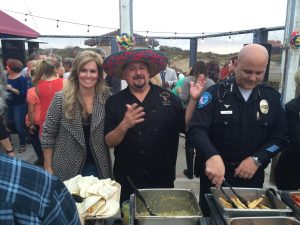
[5,103,27,146]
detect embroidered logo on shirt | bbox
[160,92,171,106]
[224,104,230,108]
[197,92,212,108]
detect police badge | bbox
[260,99,269,114]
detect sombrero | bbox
[102,49,168,79]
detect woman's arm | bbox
[43,148,54,174]
[41,93,63,174]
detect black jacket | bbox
[275,95,300,190]
[188,77,288,168]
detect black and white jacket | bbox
[41,91,113,181]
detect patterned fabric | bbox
[0,153,81,225]
[103,49,168,79]
[42,91,113,181]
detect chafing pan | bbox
[211,187,292,217]
[225,216,300,225]
[130,188,202,225]
[278,190,300,219]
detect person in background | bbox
[180,61,215,179]
[0,63,7,86]
[177,70,185,80]
[220,62,230,81]
[25,66,43,166]
[103,49,205,204]
[171,69,187,97]
[0,151,81,225]
[188,44,288,216]
[160,66,178,90]
[63,57,75,79]
[228,56,238,77]
[149,73,162,86]
[0,83,15,156]
[275,69,300,190]
[34,55,64,135]
[5,58,28,153]
[93,47,122,95]
[42,51,113,182]
[206,57,220,83]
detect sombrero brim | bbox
[103,49,168,79]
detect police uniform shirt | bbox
[188,77,288,167]
[104,84,185,188]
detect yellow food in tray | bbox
[218,196,270,209]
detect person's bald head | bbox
[235,44,269,90]
[238,44,269,63]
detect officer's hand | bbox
[205,155,225,188]
[122,103,145,129]
[234,157,259,179]
[189,74,206,100]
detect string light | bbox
[145,31,149,42]
[87,25,90,33]
[201,37,205,43]
[173,32,177,43]
[24,13,27,22]
[0,8,285,38]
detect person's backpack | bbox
[206,62,220,83]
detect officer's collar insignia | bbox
[197,92,212,108]
[230,83,234,92]
[224,104,230,108]
[260,99,269,114]
[160,92,171,105]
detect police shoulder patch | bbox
[197,92,213,108]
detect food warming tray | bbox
[210,187,292,217]
[225,216,300,225]
[130,188,202,225]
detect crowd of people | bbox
[0,43,299,221]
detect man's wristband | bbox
[6,149,14,153]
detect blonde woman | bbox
[35,54,64,135]
[42,51,113,181]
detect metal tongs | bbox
[223,179,248,208]
[220,185,237,208]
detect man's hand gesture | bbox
[121,103,145,130]
[190,74,206,100]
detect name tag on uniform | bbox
[220,110,233,114]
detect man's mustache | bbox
[133,74,144,80]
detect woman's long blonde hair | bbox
[63,51,110,120]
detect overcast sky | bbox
[1,0,288,36]
[0,0,288,53]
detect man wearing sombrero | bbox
[103,48,206,203]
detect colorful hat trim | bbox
[103,49,168,79]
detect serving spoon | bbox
[126,176,157,216]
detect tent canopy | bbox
[0,10,39,38]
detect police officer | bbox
[187,44,288,216]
